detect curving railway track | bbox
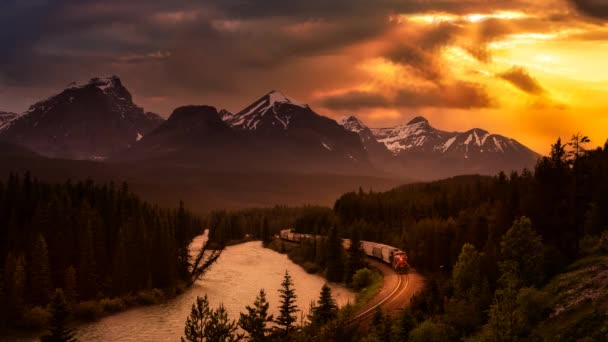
[348,259,424,324]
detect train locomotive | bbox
[279,229,410,274]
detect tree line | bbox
[0,174,205,331]
[180,271,346,342]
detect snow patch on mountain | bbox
[224,90,311,130]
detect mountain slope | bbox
[0,76,164,159]
[120,92,373,175]
[0,111,19,131]
[343,116,539,179]
[222,91,372,173]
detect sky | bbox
[1,0,608,154]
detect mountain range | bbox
[0,76,539,180]
[0,77,163,159]
[339,115,539,179]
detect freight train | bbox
[279,229,410,274]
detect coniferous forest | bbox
[204,136,608,341]
[0,174,203,331]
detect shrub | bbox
[73,301,103,321]
[21,306,50,330]
[100,297,126,313]
[302,261,320,274]
[135,288,165,305]
[352,268,373,290]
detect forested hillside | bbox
[291,136,608,341]
[0,174,203,331]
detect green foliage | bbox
[238,289,273,342]
[324,227,345,282]
[452,243,482,300]
[41,289,77,342]
[408,319,452,342]
[344,228,367,284]
[395,310,416,341]
[500,217,545,286]
[30,234,52,305]
[275,271,299,337]
[181,295,242,342]
[310,284,338,326]
[22,306,50,330]
[351,268,373,291]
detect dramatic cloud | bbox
[1,0,607,153]
[498,67,546,95]
[569,0,608,19]
[322,82,492,110]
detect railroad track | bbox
[347,271,410,324]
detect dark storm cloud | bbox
[322,82,492,110]
[498,67,546,95]
[569,0,608,19]
[0,0,578,114]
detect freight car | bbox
[279,229,409,273]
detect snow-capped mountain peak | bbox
[338,115,368,133]
[267,90,306,108]
[224,90,311,130]
[0,75,164,159]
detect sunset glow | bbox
[1,0,607,154]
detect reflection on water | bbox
[73,240,355,341]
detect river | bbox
[68,239,354,341]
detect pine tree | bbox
[481,262,520,342]
[324,227,344,282]
[311,284,337,326]
[41,289,77,342]
[182,295,211,342]
[396,310,416,341]
[4,253,26,319]
[344,228,366,284]
[239,289,273,342]
[261,217,271,244]
[63,266,78,304]
[206,304,242,342]
[30,234,52,305]
[500,217,544,286]
[181,295,242,342]
[451,243,481,300]
[275,271,298,337]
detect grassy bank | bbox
[265,238,383,310]
[533,254,608,341]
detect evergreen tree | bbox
[310,284,337,326]
[396,310,416,342]
[275,271,298,337]
[181,295,242,342]
[324,227,344,282]
[500,217,544,286]
[261,217,271,244]
[182,295,211,342]
[344,228,366,284]
[30,234,52,305]
[481,262,520,342]
[4,253,26,319]
[239,289,273,342]
[63,266,78,304]
[451,243,481,300]
[41,289,77,342]
[206,304,242,342]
